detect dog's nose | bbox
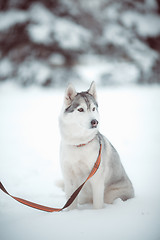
[91,119,98,128]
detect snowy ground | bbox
[0,82,160,240]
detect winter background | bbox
[0,0,160,240]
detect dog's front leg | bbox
[91,178,104,209]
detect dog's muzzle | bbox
[91,119,98,128]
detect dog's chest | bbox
[62,144,98,178]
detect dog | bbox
[59,81,134,210]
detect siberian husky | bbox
[59,82,134,210]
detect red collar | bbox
[75,138,94,147]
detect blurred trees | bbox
[0,0,160,86]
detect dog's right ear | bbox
[64,83,77,107]
[88,81,97,100]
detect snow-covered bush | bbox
[0,0,160,86]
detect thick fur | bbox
[59,82,134,210]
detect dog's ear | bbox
[88,81,97,100]
[64,83,77,106]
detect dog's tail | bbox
[55,179,64,191]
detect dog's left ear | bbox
[64,83,77,107]
[88,81,97,100]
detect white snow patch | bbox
[122,11,160,37]
[49,53,66,66]
[127,40,158,72]
[0,83,160,240]
[76,56,140,84]
[102,22,158,73]
[53,18,91,50]
[17,60,52,85]
[0,58,13,78]
[103,23,129,46]
[28,3,91,49]
[0,9,28,31]
[28,24,53,44]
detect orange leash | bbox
[0,144,102,212]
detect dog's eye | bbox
[78,108,84,112]
[92,107,96,111]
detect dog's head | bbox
[59,82,99,144]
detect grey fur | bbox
[65,91,98,113]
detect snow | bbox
[17,60,53,86]
[28,4,54,44]
[126,40,158,73]
[0,1,159,85]
[102,23,158,73]
[53,18,91,50]
[122,11,160,37]
[76,56,140,84]
[0,59,13,79]
[0,9,28,31]
[49,54,65,66]
[0,82,160,240]
[28,3,91,49]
